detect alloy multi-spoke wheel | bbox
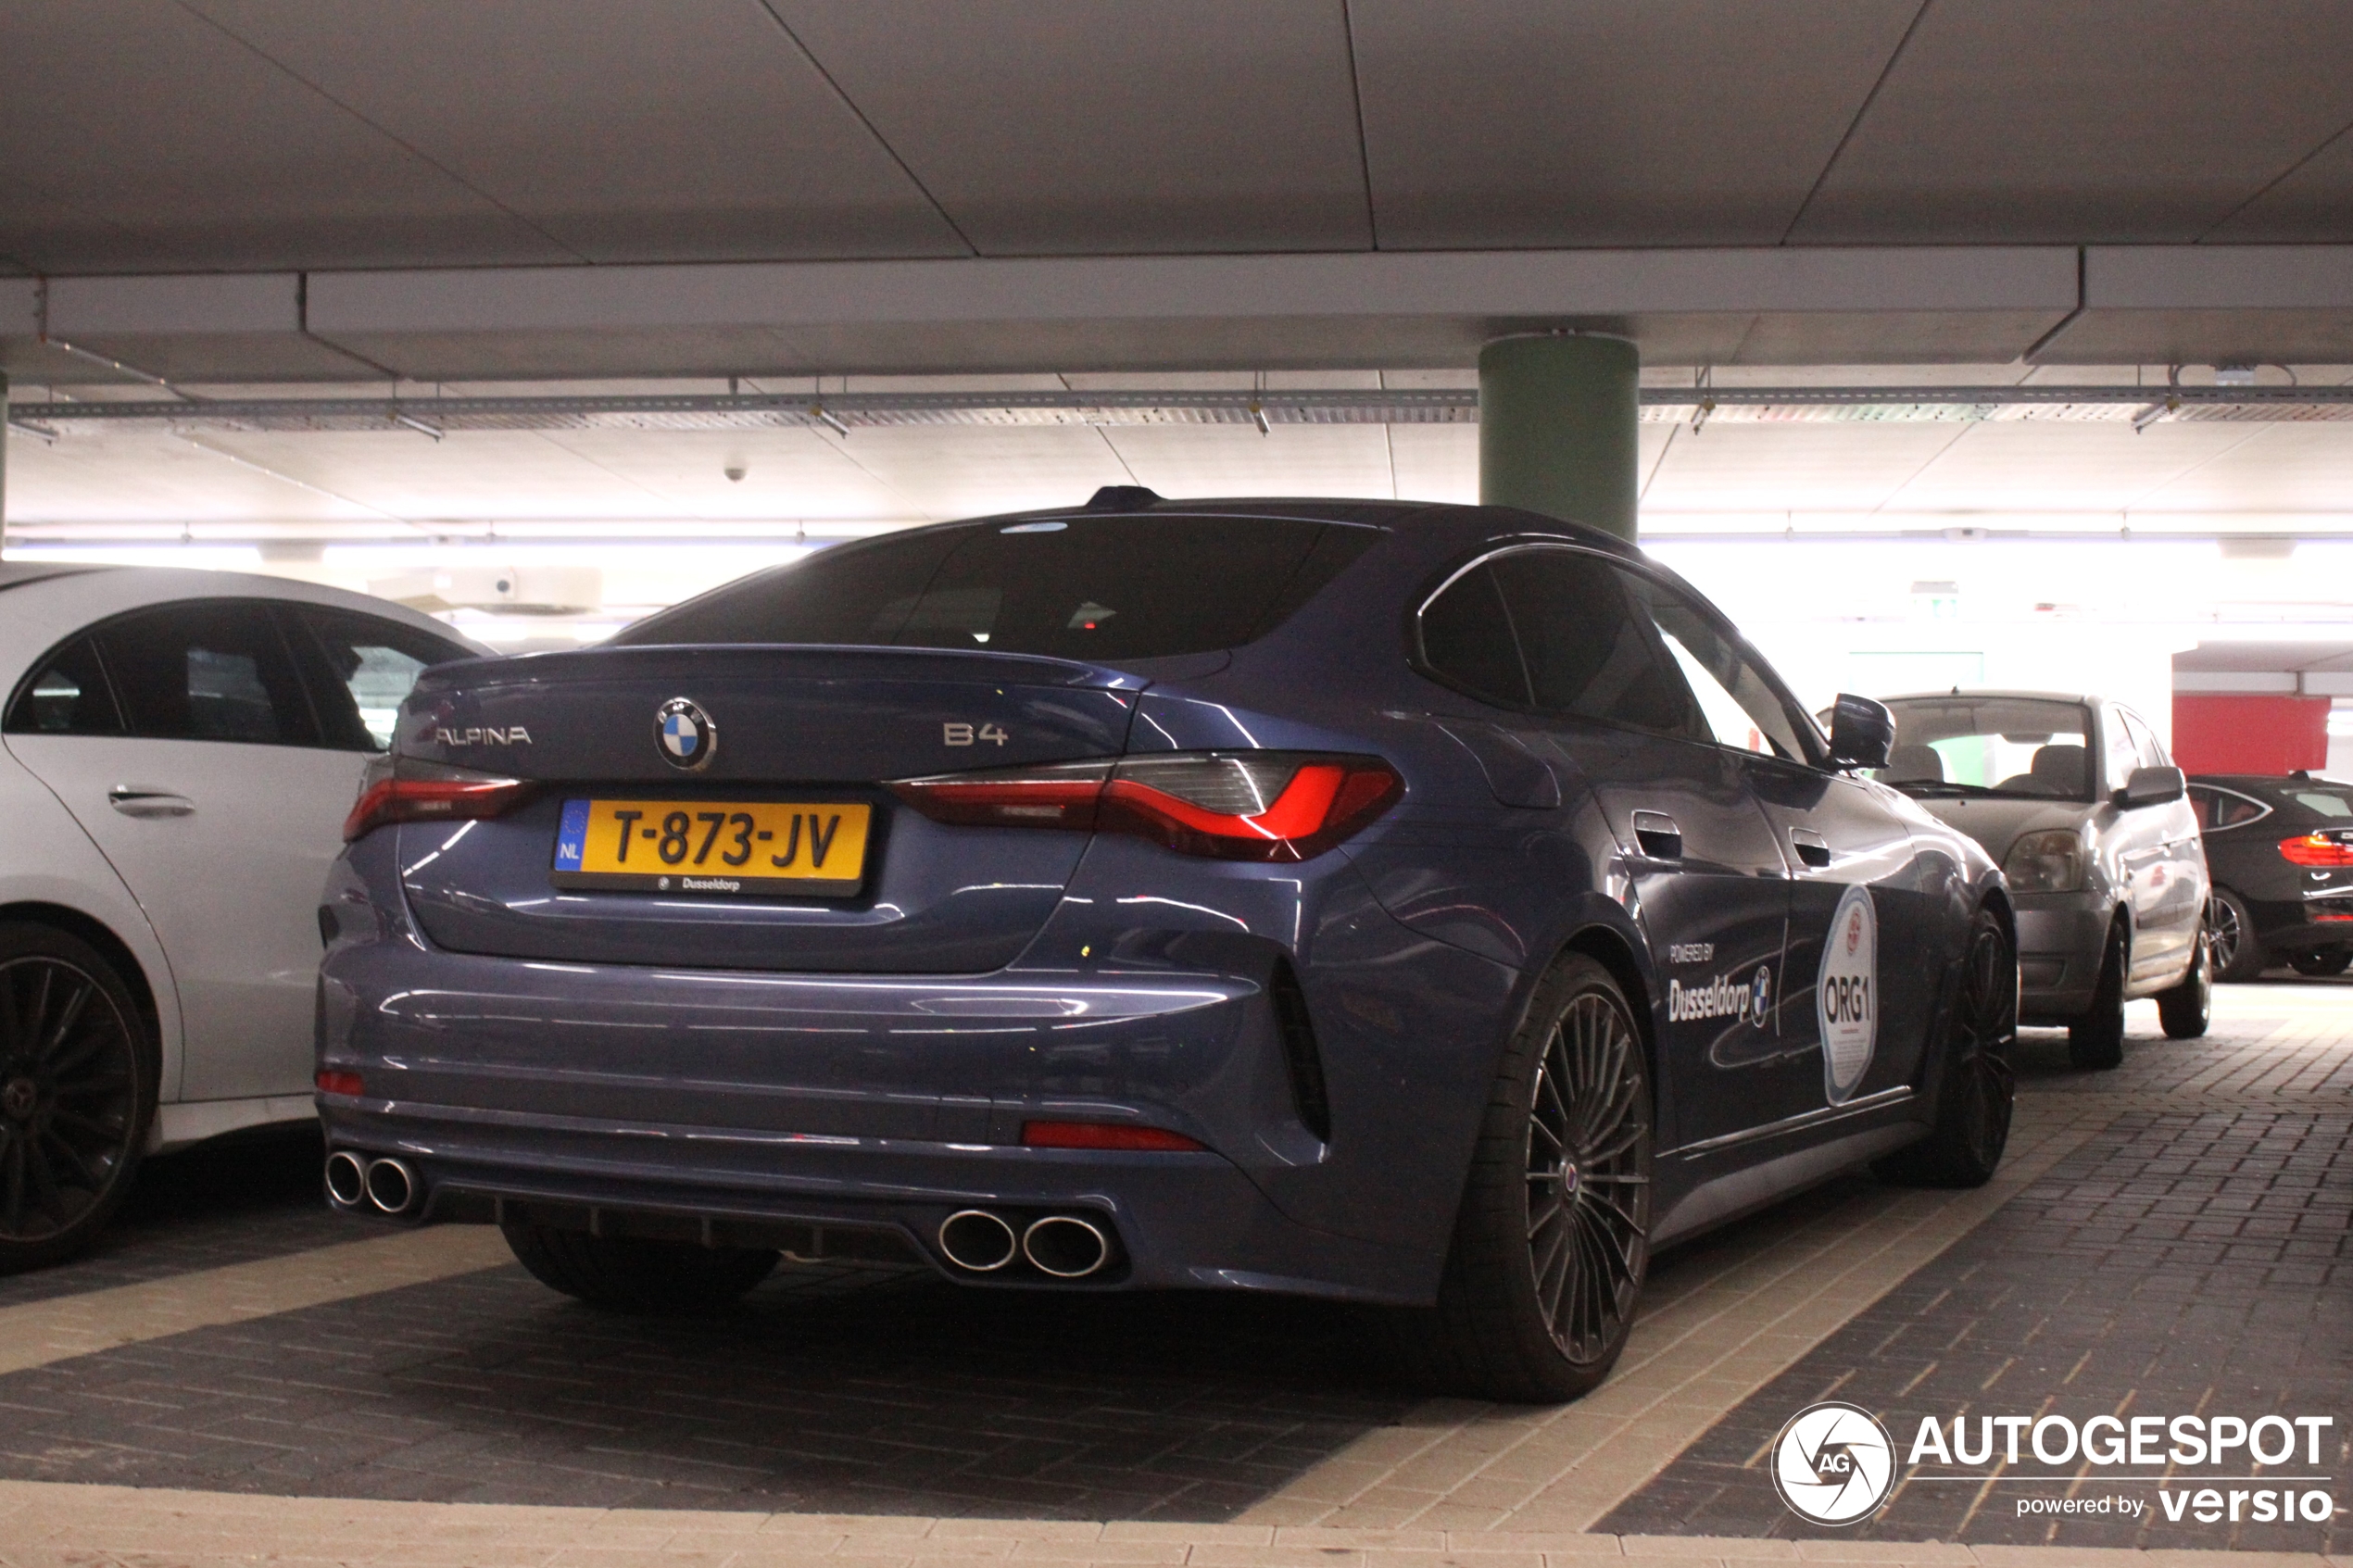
[1399,955,1653,1403]
[0,925,153,1272]
[1523,991,1652,1366]
[1877,908,2017,1187]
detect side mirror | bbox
[2117,764,2185,809]
[1827,693,1894,771]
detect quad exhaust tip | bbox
[937,1210,1019,1272]
[1022,1214,1110,1278]
[323,1149,367,1209]
[363,1156,418,1215]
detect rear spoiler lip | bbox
[409,642,1231,697]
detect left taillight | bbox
[343,758,533,842]
[887,751,1402,862]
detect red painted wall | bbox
[2171,694,2330,774]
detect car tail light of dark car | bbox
[2277,830,2353,868]
[889,751,1402,861]
[345,758,534,842]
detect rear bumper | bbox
[2245,893,2353,958]
[316,937,1441,1303]
[2013,892,2110,1022]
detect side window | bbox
[1620,572,1813,762]
[1417,562,1531,708]
[288,606,471,750]
[2,637,123,736]
[2100,709,2141,791]
[1486,549,1699,734]
[94,601,318,746]
[2119,708,2169,771]
[2186,786,2217,830]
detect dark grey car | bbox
[1869,691,2210,1067]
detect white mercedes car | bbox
[0,564,480,1269]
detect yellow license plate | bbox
[549,798,872,897]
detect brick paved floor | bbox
[0,1127,346,1311]
[1593,1100,2353,1552]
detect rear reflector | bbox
[1021,1120,1206,1152]
[889,751,1401,861]
[315,1069,365,1097]
[345,760,532,842]
[2278,832,2353,868]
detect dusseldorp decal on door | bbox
[1818,884,1878,1104]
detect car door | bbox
[1619,571,1933,1125]
[5,599,369,1102]
[1475,548,1793,1151]
[2117,706,2204,980]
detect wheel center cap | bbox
[0,1076,36,1122]
[1559,1160,1580,1197]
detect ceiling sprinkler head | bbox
[724,461,747,483]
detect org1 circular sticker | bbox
[1771,1401,1896,1525]
[1818,884,1877,1104]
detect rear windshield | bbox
[619,515,1379,659]
[2281,784,2353,820]
[1874,696,2097,802]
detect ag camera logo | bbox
[1772,1401,1896,1525]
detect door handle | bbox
[1789,828,1832,869]
[1631,810,1682,860]
[108,787,195,819]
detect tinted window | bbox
[1417,562,1529,707]
[1487,550,1696,733]
[2289,786,2353,819]
[622,515,1378,660]
[3,637,123,735]
[95,602,317,746]
[1875,697,2095,800]
[2188,786,2269,831]
[1621,571,1813,761]
[291,607,471,750]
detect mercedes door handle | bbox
[1631,810,1683,860]
[107,787,195,818]
[1789,828,1832,869]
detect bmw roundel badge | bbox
[655,696,717,771]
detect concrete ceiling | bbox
[4,3,2353,380]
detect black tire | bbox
[2207,889,2264,983]
[2287,948,2352,978]
[501,1221,778,1311]
[0,922,157,1274]
[2157,929,2213,1039]
[1390,954,1653,1403]
[2067,922,2127,1071]
[1875,908,2017,1188]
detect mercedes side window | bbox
[1487,549,1698,734]
[94,601,319,746]
[1618,571,1812,762]
[1416,561,1532,707]
[289,607,472,751]
[2,636,124,736]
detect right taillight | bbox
[2279,832,2353,868]
[888,751,1401,862]
[344,758,533,842]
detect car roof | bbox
[1878,688,2102,706]
[0,563,112,592]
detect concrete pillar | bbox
[1478,332,1640,542]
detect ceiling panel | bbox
[2123,424,2353,512]
[184,0,970,265]
[1792,0,2353,244]
[1881,422,2261,511]
[2208,125,2353,243]
[1642,423,1969,514]
[0,0,571,271]
[1101,426,1399,502]
[1350,0,1918,247]
[768,0,1372,256]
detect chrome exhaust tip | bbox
[324,1149,367,1209]
[1023,1214,1110,1279]
[937,1210,1019,1272]
[363,1156,418,1215]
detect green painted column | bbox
[1478,332,1640,542]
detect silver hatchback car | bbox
[1866,691,2211,1067]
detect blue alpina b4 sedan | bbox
[316,491,2014,1401]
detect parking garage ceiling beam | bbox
[2,245,2349,385]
